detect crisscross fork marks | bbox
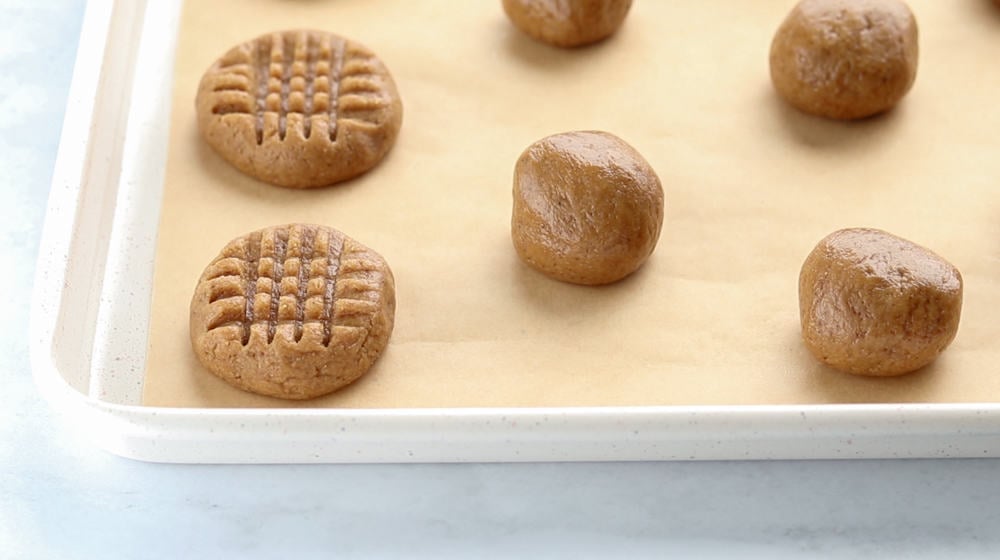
[254,36,270,145]
[321,230,345,346]
[265,228,289,344]
[241,230,263,346]
[293,226,317,342]
[202,226,389,348]
[221,32,348,144]
[276,32,293,141]
[324,34,345,143]
[208,31,397,148]
[302,33,317,139]
[336,46,390,129]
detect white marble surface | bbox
[5,1,1000,558]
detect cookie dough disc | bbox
[769,0,919,120]
[502,0,634,48]
[190,224,396,399]
[799,228,962,377]
[511,131,664,285]
[196,30,403,188]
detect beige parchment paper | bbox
[143,0,1000,408]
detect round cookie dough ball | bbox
[502,0,634,48]
[799,228,962,377]
[769,0,919,120]
[511,131,663,285]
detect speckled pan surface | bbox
[29,0,1000,463]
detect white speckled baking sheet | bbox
[30,0,1000,463]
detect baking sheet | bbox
[143,0,1000,409]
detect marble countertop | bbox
[5,1,1000,558]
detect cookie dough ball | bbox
[799,228,962,377]
[502,0,634,48]
[769,0,919,120]
[190,224,396,399]
[511,131,663,285]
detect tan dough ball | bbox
[511,131,663,285]
[502,0,633,48]
[799,228,962,377]
[769,0,919,120]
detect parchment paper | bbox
[143,0,1000,408]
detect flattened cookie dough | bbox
[799,228,962,377]
[770,0,919,120]
[190,224,396,400]
[196,30,403,189]
[511,131,663,285]
[502,0,633,48]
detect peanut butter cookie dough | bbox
[502,0,633,48]
[511,131,663,285]
[769,0,919,120]
[190,224,396,400]
[196,30,403,189]
[799,228,962,377]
